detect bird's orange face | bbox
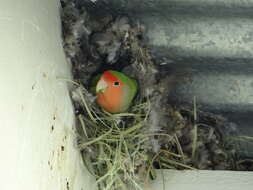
[96,71,124,113]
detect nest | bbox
[60,1,253,189]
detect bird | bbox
[93,70,138,113]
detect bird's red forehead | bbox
[103,71,118,82]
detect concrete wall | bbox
[151,170,253,190]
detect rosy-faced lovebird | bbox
[94,70,138,113]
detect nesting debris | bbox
[60,0,253,189]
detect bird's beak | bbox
[96,78,108,93]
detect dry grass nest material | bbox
[61,1,253,190]
[73,84,196,190]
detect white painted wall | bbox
[150,170,253,190]
[0,0,96,189]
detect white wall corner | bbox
[0,0,96,189]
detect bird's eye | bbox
[113,81,120,86]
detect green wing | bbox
[109,70,138,111]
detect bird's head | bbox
[96,71,123,94]
[95,70,137,113]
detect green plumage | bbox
[91,70,138,112]
[109,70,138,106]
[109,70,138,112]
